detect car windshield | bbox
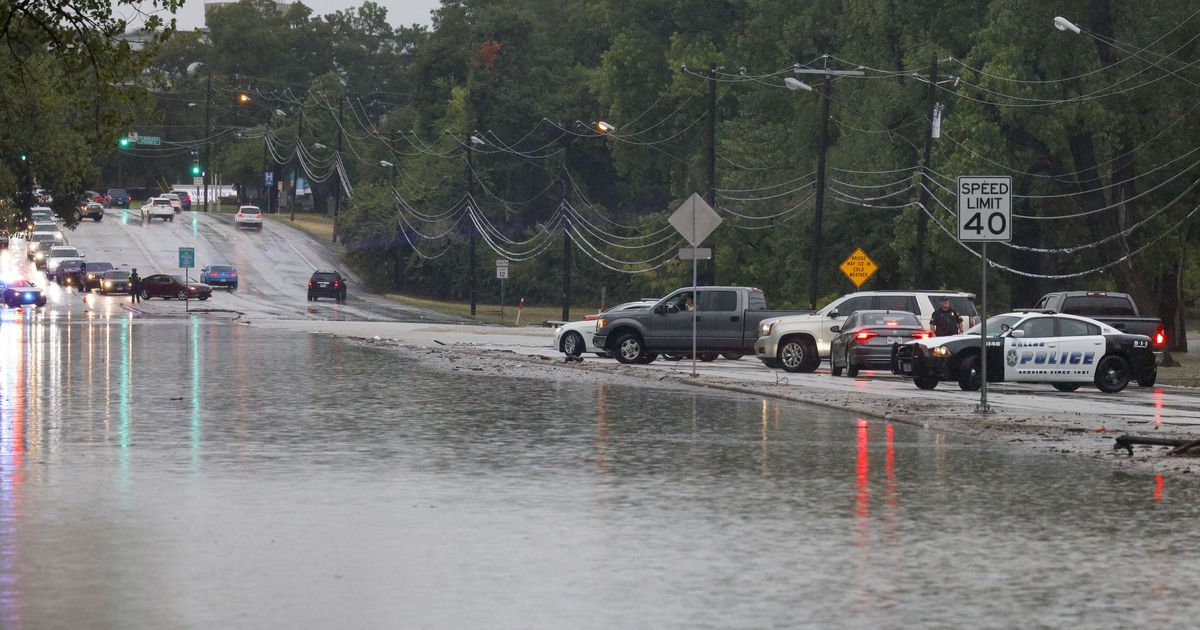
[87,263,114,273]
[107,189,127,195]
[239,207,260,213]
[8,281,32,288]
[171,275,186,283]
[32,234,56,242]
[103,271,129,279]
[965,315,1023,337]
[50,248,79,257]
[859,312,920,328]
[312,273,338,282]
[60,261,83,270]
[209,265,234,273]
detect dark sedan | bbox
[200,264,238,290]
[82,262,115,290]
[1,280,47,308]
[830,310,929,377]
[57,260,87,287]
[139,274,212,301]
[99,270,130,295]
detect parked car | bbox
[200,264,238,290]
[892,312,1156,394]
[1033,291,1166,366]
[105,188,131,208]
[141,197,175,222]
[99,270,131,295]
[234,205,264,230]
[829,310,930,377]
[592,287,806,364]
[78,201,104,221]
[1,280,47,308]
[26,233,64,262]
[173,190,192,211]
[82,262,115,291]
[307,270,347,303]
[139,274,212,301]
[44,245,84,279]
[82,190,105,204]
[160,193,183,213]
[755,290,979,373]
[33,188,52,204]
[555,300,657,357]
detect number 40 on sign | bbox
[957,176,1011,242]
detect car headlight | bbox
[932,346,952,358]
[760,322,773,336]
[104,281,111,287]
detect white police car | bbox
[892,311,1157,393]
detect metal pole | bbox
[466,141,476,317]
[808,71,832,310]
[260,114,270,210]
[976,242,991,413]
[562,215,572,322]
[203,72,211,213]
[185,267,190,313]
[691,195,698,377]
[501,277,505,323]
[705,61,718,286]
[291,106,304,222]
[914,55,936,288]
[332,98,344,243]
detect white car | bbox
[234,205,264,230]
[554,300,657,357]
[160,193,183,213]
[142,197,175,222]
[45,245,84,280]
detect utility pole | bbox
[914,55,937,288]
[291,105,304,222]
[332,98,344,243]
[562,203,572,322]
[260,114,270,211]
[466,139,477,317]
[808,72,831,310]
[202,71,212,212]
[390,131,402,291]
[705,61,718,286]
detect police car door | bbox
[1054,317,1104,382]
[1004,316,1059,382]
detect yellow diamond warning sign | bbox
[839,248,877,288]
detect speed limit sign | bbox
[957,176,1011,242]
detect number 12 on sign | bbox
[957,176,1011,242]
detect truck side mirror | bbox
[829,310,840,318]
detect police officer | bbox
[129,268,142,303]
[930,297,963,336]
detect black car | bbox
[57,260,87,287]
[105,188,130,209]
[307,271,347,303]
[99,270,131,295]
[82,262,115,290]
[830,310,930,377]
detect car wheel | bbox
[778,338,815,373]
[176,290,189,300]
[561,331,585,357]
[663,353,686,361]
[1137,370,1157,388]
[958,355,981,391]
[1053,383,1081,392]
[846,350,860,377]
[830,354,843,377]
[915,375,939,390]
[760,358,782,369]
[721,352,742,360]
[635,353,657,365]
[697,353,718,362]
[613,333,645,365]
[1095,355,1131,393]
[198,295,209,301]
[139,289,150,300]
[231,283,238,291]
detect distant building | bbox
[114,30,156,51]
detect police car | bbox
[891,311,1157,393]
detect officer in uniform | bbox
[930,297,963,336]
[129,268,142,303]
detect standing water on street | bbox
[0,316,1197,628]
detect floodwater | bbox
[0,313,1198,628]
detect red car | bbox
[139,274,212,301]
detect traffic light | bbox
[118,136,130,148]
[191,160,202,176]
[19,154,27,162]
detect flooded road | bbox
[1,315,1199,628]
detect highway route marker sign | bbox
[179,247,195,269]
[839,248,877,287]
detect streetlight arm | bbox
[1054,16,1081,34]
[784,77,813,92]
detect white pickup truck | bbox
[142,197,175,222]
[754,290,977,372]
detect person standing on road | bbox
[930,297,963,336]
[129,268,142,303]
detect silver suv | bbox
[754,290,978,372]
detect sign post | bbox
[496,259,509,322]
[669,193,723,377]
[179,246,195,313]
[957,176,1011,414]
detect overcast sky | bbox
[127,0,441,32]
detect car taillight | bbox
[855,331,878,341]
[230,273,236,277]
[236,213,244,218]
[1154,324,1166,347]
[308,281,314,287]
[333,281,340,288]
[210,273,218,277]
[912,331,932,339]
[255,214,263,219]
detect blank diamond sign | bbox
[669,193,722,247]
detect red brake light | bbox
[210,273,218,277]
[912,331,931,339]
[308,281,314,287]
[236,213,244,218]
[230,273,236,277]
[1154,324,1166,347]
[884,320,899,327]
[855,331,878,341]
[333,281,340,288]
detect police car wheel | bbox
[1095,355,1131,393]
[958,355,981,391]
[1052,383,1081,393]
[914,375,938,390]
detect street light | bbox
[312,142,327,150]
[1053,16,1081,34]
[592,120,616,133]
[784,77,813,92]
[380,160,395,189]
